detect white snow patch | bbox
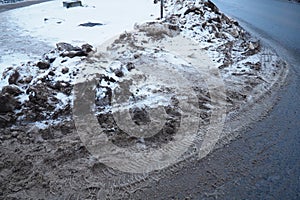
[55,92,71,110]
[0,52,34,74]
[7,0,160,47]
[17,93,29,104]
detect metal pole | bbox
[160,0,164,19]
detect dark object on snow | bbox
[48,57,56,63]
[36,61,50,70]
[56,42,81,52]
[114,69,124,78]
[184,7,203,16]
[153,0,164,19]
[79,22,104,27]
[81,43,94,53]
[126,62,135,71]
[63,0,82,9]
[56,42,94,58]
[204,0,219,14]
[8,70,20,85]
[1,85,22,96]
[61,67,69,74]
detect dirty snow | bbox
[0,0,291,198]
[0,0,288,128]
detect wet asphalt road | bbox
[133,0,300,199]
[213,0,300,58]
[0,0,52,13]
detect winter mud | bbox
[0,0,289,199]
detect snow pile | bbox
[164,0,288,115]
[0,43,87,127]
[0,0,289,135]
[0,0,160,127]
[0,1,290,199]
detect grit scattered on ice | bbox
[0,0,289,199]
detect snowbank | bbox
[0,0,290,199]
[0,0,289,149]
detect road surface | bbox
[0,0,52,13]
